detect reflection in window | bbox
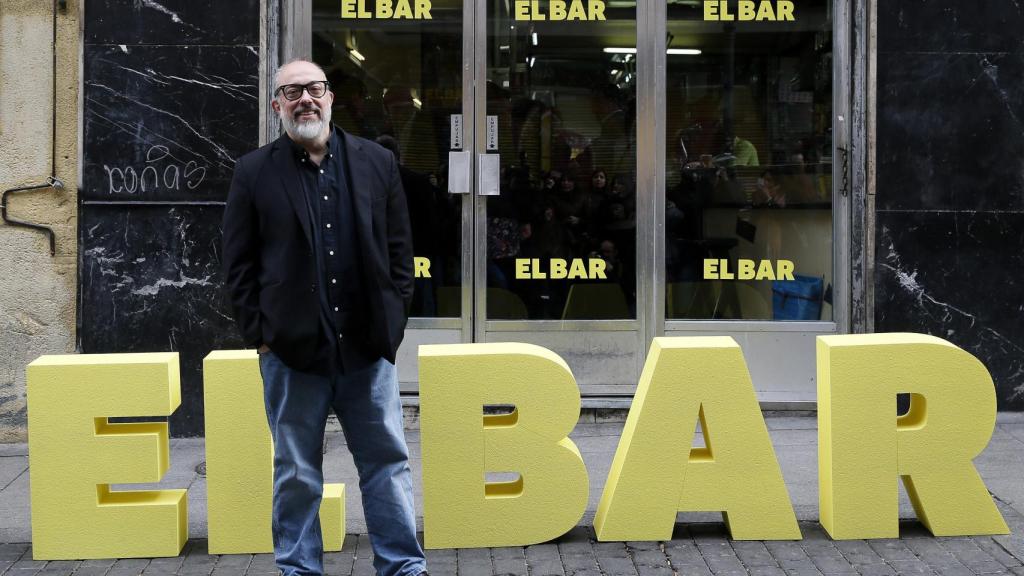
[312,0,464,318]
[665,0,834,321]
[486,0,638,320]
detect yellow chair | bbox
[561,283,629,320]
[487,287,529,320]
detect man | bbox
[222,59,428,576]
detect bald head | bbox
[273,59,327,93]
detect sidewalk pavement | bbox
[1,413,1023,575]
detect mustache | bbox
[293,106,321,120]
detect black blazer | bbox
[222,129,414,370]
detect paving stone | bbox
[767,541,812,563]
[882,559,931,574]
[558,554,599,574]
[779,559,822,575]
[624,541,661,552]
[524,558,564,576]
[455,559,490,576]
[7,568,45,576]
[77,561,115,570]
[425,548,456,563]
[106,559,152,575]
[731,541,777,567]
[0,546,28,562]
[425,560,456,576]
[592,542,628,559]
[800,543,857,575]
[143,557,183,573]
[748,567,786,576]
[850,564,894,576]
[864,540,916,563]
[525,544,561,563]
[489,547,524,561]
[593,555,636,576]
[490,556,527,575]
[36,561,81,576]
[350,558,375,576]
[213,555,250,569]
[974,537,1024,568]
[834,540,884,566]
[11,559,46,571]
[69,568,110,576]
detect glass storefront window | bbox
[485,0,638,320]
[313,0,464,318]
[665,0,834,322]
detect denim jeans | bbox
[259,351,427,576]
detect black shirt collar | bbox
[286,124,340,162]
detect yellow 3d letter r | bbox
[27,353,187,559]
[419,343,588,548]
[818,333,1009,539]
[594,337,799,541]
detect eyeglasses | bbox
[275,81,330,101]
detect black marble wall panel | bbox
[878,0,1024,54]
[876,2,1024,410]
[877,52,1024,212]
[874,212,1024,410]
[83,45,259,202]
[85,0,259,45]
[80,0,261,435]
[80,206,242,435]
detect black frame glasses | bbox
[275,81,330,101]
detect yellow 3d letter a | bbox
[203,351,345,554]
[27,353,187,559]
[817,333,1009,539]
[595,337,800,541]
[419,343,588,548]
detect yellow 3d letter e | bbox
[27,353,188,559]
[419,343,588,548]
[817,334,1009,539]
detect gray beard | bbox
[280,107,331,142]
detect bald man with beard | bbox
[222,59,428,576]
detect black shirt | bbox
[289,128,374,375]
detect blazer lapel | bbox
[271,135,313,249]
[343,131,373,246]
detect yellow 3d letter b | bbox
[27,353,188,559]
[818,334,1009,539]
[419,343,588,548]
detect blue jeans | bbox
[259,351,427,576]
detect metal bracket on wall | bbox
[2,176,64,256]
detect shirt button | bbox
[310,284,316,293]
[301,158,307,163]
[332,278,337,284]
[323,195,328,201]
[326,223,331,229]
[338,333,344,341]
[319,169,324,174]
[334,306,339,312]
[329,250,335,256]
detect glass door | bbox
[660,0,846,405]
[474,0,643,394]
[310,0,474,390]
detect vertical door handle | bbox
[447,151,472,194]
[478,153,500,196]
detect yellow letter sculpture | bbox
[204,351,345,554]
[818,333,1009,539]
[595,337,800,541]
[420,343,588,548]
[27,353,187,559]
